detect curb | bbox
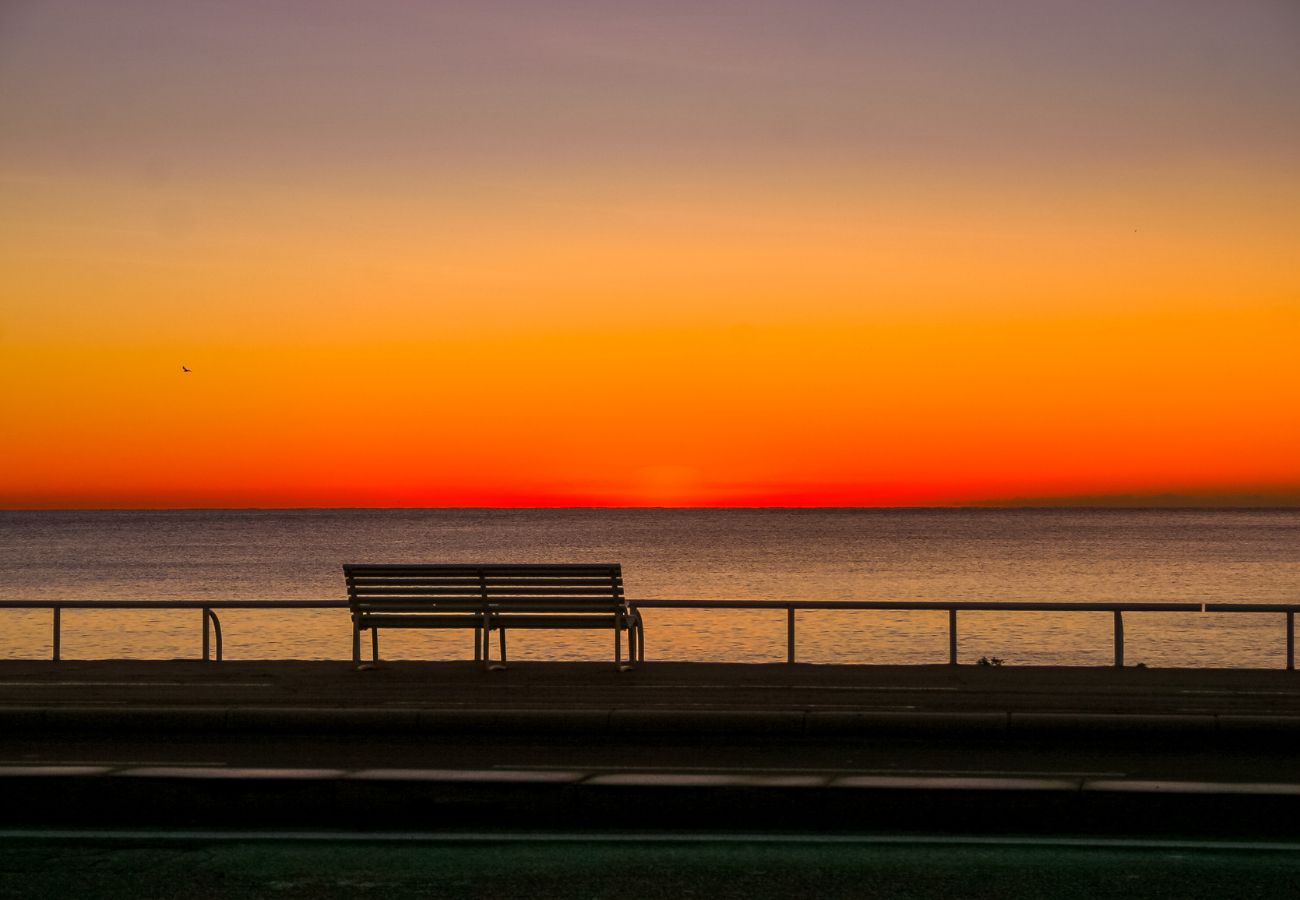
[1007,713,1219,734]
[6,705,1300,737]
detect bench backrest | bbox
[343,563,625,614]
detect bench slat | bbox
[354,615,485,628]
[343,567,621,572]
[349,587,622,597]
[350,581,619,588]
[353,601,488,610]
[490,615,625,628]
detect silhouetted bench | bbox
[344,563,643,670]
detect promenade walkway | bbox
[4,659,1300,726]
[5,660,1300,839]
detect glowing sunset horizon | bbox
[2,1,1297,509]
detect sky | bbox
[2,0,1298,508]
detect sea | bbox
[1,508,1297,667]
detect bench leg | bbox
[371,628,379,663]
[473,627,481,662]
[354,623,377,671]
[616,623,634,671]
[482,621,506,672]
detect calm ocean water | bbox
[1,509,1297,667]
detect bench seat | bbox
[344,563,642,669]
[489,614,624,629]
[352,614,485,629]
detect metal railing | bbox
[631,600,1300,669]
[0,600,347,662]
[1,598,1298,669]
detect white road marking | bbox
[0,760,228,767]
[121,766,347,779]
[1178,689,1299,696]
[350,768,585,783]
[501,764,1128,777]
[0,681,271,687]
[16,764,1300,800]
[627,684,961,692]
[0,766,112,777]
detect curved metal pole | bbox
[949,609,958,665]
[787,606,795,663]
[52,607,61,661]
[206,609,223,662]
[1288,612,1294,672]
[1113,610,1124,668]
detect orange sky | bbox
[2,1,1298,507]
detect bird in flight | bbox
[182,365,192,373]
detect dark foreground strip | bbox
[6,833,1300,900]
[6,705,1300,737]
[4,766,1300,839]
[4,829,1300,851]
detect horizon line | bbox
[4,503,1300,513]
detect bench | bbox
[343,563,643,670]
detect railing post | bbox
[209,610,223,662]
[1113,610,1124,668]
[52,607,61,661]
[1287,612,1294,672]
[787,606,795,664]
[948,609,958,665]
[202,607,210,661]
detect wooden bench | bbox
[344,563,643,670]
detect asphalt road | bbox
[4,659,1300,843]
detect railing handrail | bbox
[8,599,1300,611]
[629,600,1209,612]
[0,600,349,609]
[1204,603,1300,612]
